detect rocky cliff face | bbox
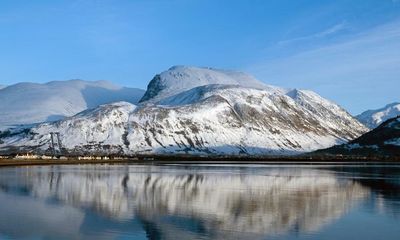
[0,66,368,156]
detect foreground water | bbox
[0,164,399,240]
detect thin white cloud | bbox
[248,19,400,113]
[278,21,348,45]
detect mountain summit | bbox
[139,66,284,103]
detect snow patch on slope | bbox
[385,139,400,146]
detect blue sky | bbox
[0,0,399,114]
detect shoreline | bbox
[0,158,133,167]
[1,156,400,167]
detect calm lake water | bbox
[0,163,399,240]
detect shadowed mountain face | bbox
[0,80,145,128]
[318,116,400,156]
[0,66,367,156]
[0,165,376,240]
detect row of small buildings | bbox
[0,152,129,160]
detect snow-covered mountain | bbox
[0,85,5,89]
[318,116,400,156]
[0,66,368,156]
[357,102,400,128]
[0,80,145,128]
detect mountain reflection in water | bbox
[0,164,399,240]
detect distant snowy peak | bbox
[0,85,5,89]
[0,80,145,127]
[357,102,400,128]
[139,66,286,103]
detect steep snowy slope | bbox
[139,66,285,102]
[0,80,145,127]
[357,102,400,128]
[0,102,136,155]
[317,116,400,156]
